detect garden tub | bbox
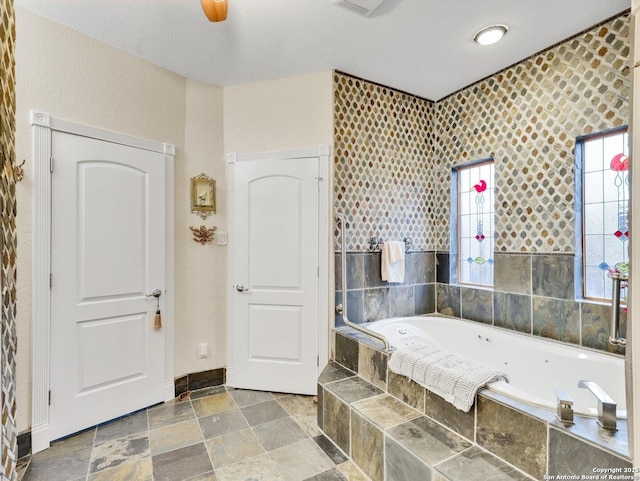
[366,315,626,418]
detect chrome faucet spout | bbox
[578,380,617,431]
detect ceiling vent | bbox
[331,0,385,17]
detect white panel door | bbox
[50,131,165,440]
[231,156,319,394]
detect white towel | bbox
[388,342,509,412]
[381,241,405,282]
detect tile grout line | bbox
[229,388,286,479]
[274,394,320,439]
[273,394,341,475]
[152,388,238,479]
[195,387,219,476]
[245,397,284,473]
[225,389,274,476]
[85,427,98,481]
[243,391,323,481]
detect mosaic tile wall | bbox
[436,14,630,253]
[0,0,18,479]
[333,74,436,252]
[433,15,630,354]
[334,15,630,254]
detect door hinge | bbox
[49,273,52,289]
[317,266,319,278]
[48,390,51,406]
[317,355,319,367]
[50,156,54,173]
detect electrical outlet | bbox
[198,342,209,358]
[218,232,228,245]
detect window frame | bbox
[451,158,495,288]
[575,125,629,303]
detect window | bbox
[578,128,629,301]
[455,160,495,287]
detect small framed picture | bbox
[191,173,216,219]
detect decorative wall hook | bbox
[14,159,25,182]
[190,225,217,245]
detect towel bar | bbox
[370,236,413,252]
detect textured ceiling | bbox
[16,0,629,100]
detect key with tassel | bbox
[147,289,163,330]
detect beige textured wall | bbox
[175,78,226,377]
[223,72,334,154]
[15,10,332,434]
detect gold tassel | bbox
[154,310,162,330]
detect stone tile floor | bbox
[18,386,371,481]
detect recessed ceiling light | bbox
[474,24,509,46]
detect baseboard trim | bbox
[174,368,226,398]
[17,431,31,460]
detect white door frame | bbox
[226,146,331,388]
[30,110,175,453]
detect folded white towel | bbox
[388,342,509,412]
[381,241,405,282]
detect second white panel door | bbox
[231,155,319,395]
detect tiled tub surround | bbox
[436,252,627,355]
[337,250,626,357]
[320,330,631,481]
[334,14,630,356]
[335,252,436,326]
[328,16,632,480]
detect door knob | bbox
[235,284,250,292]
[146,289,162,298]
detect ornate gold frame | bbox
[191,173,216,220]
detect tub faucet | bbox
[554,390,574,424]
[578,380,617,431]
